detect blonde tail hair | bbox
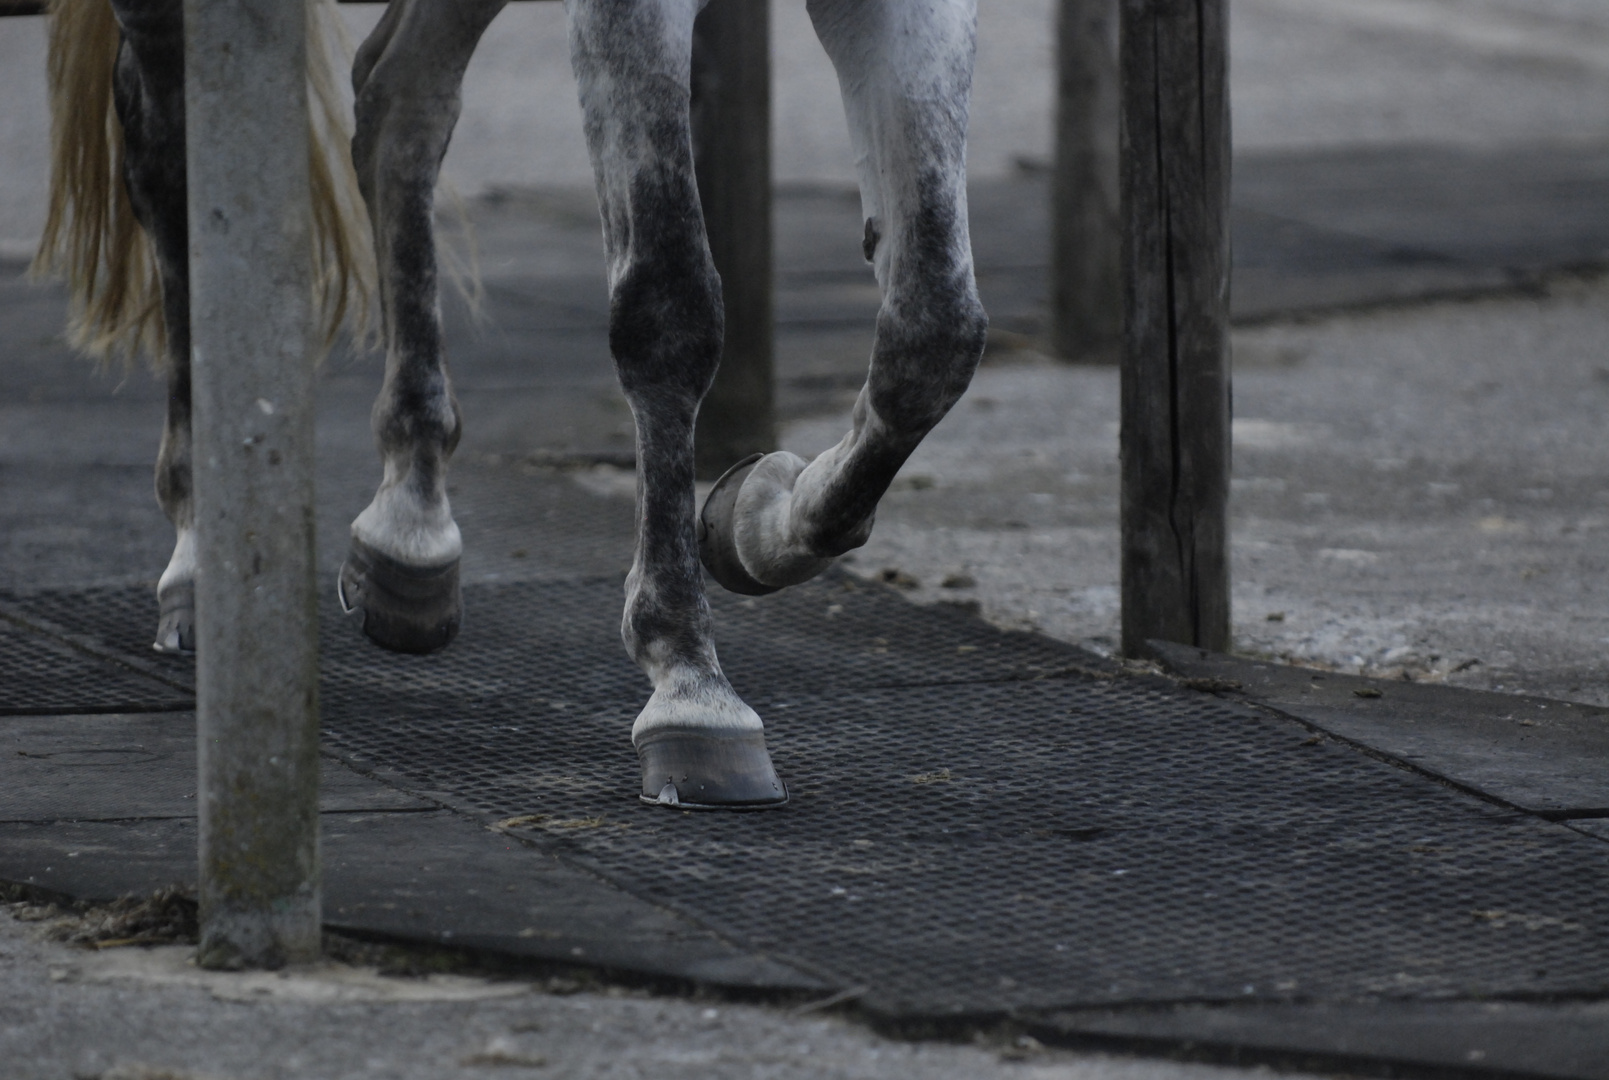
[32,0,374,368]
[306,0,375,354]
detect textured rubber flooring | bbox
[6,577,1609,1016]
[0,608,190,716]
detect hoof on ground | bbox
[697,452,780,596]
[338,536,461,655]
[637,727,788,810]
[153,581,195,655]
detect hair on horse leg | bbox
[699,0,988,597]
[336,0,506,655]
[569,0,786,809]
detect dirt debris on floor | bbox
[1,904,1333,1080]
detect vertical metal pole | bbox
[1118,0,1231,658]
[1051,0,1121,364]
[691,0,775,480]
[185,0,321,968]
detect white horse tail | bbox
[33,0,374,367]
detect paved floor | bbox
[1,908,1339,1080]
[856,273,1609,707]
[6,0,1609,252]
[6,1,1609,1077]
[10,135,1609,696]
[7,190,1609,1077]
[12,567,1606,1011]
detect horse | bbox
[35,0,989,810]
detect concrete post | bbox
[184,0,322,968]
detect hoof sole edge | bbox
[697,453,781,597]
[637,728,788,810]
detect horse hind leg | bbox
[103,0,195,652]
[570,0,784,808]
[337,0,507,654]
[699,0,987,596]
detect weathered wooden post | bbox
[690,0,775,480]
[185,0,322,967]
[1118,0,1231,657]
[1051,0,1121,364]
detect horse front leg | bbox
[337,0,507,653]
[104,0,196,652]
[698,0,988,596]
[570,0,785,808]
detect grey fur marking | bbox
[724,0,988,593]
[112,0,986,800]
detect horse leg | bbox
[105,0,195,652]
[337,0,507,654]
[569,0,784,808]
[698,0,988,595]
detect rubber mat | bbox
[0,574,1101,708]
[325,678,1609,1016]
[6,575,1609,1018]
[0,610,190,716]
[0,711,427,822]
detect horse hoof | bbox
[153,581,195,654]
[636,727,789,810]
[338,536,461,655]
[697,452,780,597]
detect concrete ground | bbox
[842,274,1609,706]
[5,0,1609,1077]
[11,273,1609,1074]
[6,0,1609,251]
[1,903,1338,1080]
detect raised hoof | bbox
[697,452,780,597]
[637,728,788,810]
[153,582,195,655]
[338,536,461,655]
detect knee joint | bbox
[609,251,724,403]
[351,72,459,196]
